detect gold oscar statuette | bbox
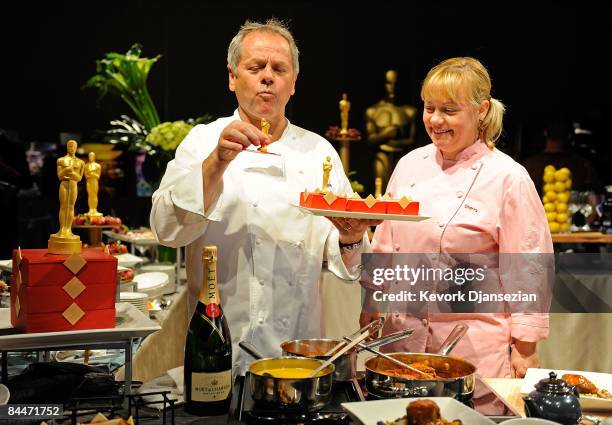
[84,152,103,217]
[259,118,270,152]
[322,156,333,193]
[339,93,350,135]
[48,139,85,254]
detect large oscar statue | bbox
[84,152,103,217]
[48,140,85,254]
[366,70,417,188]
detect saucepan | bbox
[239,341,335,411]
[364,323,477,401]
[280,323,414,381]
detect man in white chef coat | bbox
[150,18,378,373]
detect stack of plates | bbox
[140,263,176,294]
[119,292,148,315]
[133,272,168,299]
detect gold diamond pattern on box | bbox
[398,196,411,209]
[364,195,377,209]
[350,192,361,199]
[15,296,21,317]
[63,254,86,274]
[62,302,85,325]
[63,277,86,299]
[323,192,337,206]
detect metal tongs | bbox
[307,318,384,378]
[321,318,385,356]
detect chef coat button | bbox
[298,170,304,174]
[259,278,265,286]
[423,154,429,159]
[472,163,479,170]
[438,222,445,228]
[288,280,293,286]
[410,181,415,187]
[258,317,264,324]
[252,201,258,207]
[456,191,464,198]
[296,241,303,248]
[422,319,428,326]
[394,243,401,252]
[256,238,262,245]
[395,314,400,318]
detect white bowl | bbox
[501,419,562,424]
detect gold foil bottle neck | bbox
[201,245,219,306]
[203,245,217,262]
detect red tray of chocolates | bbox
[299,191,429,222]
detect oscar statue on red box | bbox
[48,139,84,254]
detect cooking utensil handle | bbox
[322,316,385,356]
[238,341,264,360]
[308,329,371,378]
[362,328,414,351]
[437,323,469,356]
[343,336,432,378]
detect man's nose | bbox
[261,65,274,85]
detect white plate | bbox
[114,253,146,268]
[0,383,9,404]
[520,368,612,411]
[299,206,430,222]
[341,397,496,425]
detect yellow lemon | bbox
[542,196,549,203]
[546,212,557,222]
[544,165,556,174]
[557,192,570,203]
[548,222,560,233]
[559,167,570,176]
[543,183,555,193]
[554,170,568,182]
[560,222,570,232]
[556,203,568,213]
[544,203,556,213]
[556,212,569,224]
[543,172,555,184]
[565,178,572,189]
[554,181,566,192]
[545,191,557,202]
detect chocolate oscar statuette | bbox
[48,140,84,254]
[259,118,270,152]
[322,156,332,193]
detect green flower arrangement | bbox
[84,43,212,188]
[84,44,161,131]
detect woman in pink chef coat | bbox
[360,57,553,378]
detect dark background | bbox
[1,1,610,254]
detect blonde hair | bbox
[227,18,299,75]
[420,57,505,148]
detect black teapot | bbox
[523,371,582,425]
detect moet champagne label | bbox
[191,370,231,402]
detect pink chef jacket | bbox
[367,141,553,377]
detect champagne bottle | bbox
[184,245,232,416]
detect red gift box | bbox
[10,248,117,333]
[300,191,347,211]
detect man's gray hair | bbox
[227,18,299,75]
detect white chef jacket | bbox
[150,110,366,374]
